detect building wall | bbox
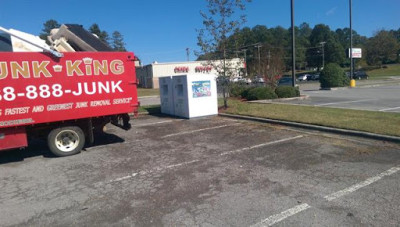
[136,59,244,89]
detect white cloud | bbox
[326,7,338,16]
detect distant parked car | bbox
[231,77,241,82]
[254,77,265,83]
[353,71,369,80]
[310,73,320,81]
[297,74,308,81]
[278,77,294,86]
[241,77,252,84]
[346,71,369,80]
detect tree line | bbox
[39,19,127,51]
[199,22,400,78]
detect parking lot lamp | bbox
[291,0,296,87]
[349,0,353,80]
[319,41,326,70]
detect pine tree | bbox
[89,23,110,45]
[111,31,126,51]
[39,19,60,42]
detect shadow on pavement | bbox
[0,132,125,165]
[138,105,185,119]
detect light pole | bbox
[291,0,296,87]
[242,49,248,77]
[349,0,353,80]
[186,48,190,61]
[234,49,248,77]
[320,41,326,70]
[255,43,262,76]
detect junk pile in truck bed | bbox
[48,24,113,52]
[0,24,113,53]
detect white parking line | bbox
[164,160,200,169]
[161,123,241,138]
[134,120,181,127]
[106,136,303,184]
[251,165,400,226]
[379,106,400,112]
[324,166,400,201]
[314,99,375,106]
[105,160,200,184]
[219,135,303,156]
[251,203,311,227]
[109,173,139,183]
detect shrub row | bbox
[230,84,300,101]
[275,86,300,98]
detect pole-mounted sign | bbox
[348,48,362,58]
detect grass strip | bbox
[138,105,161,114]
[220,98,400,137]
[138,88,159,97]
[368,64,400,79]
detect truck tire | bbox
[48,126,85,157]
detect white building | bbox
[136,58,245,88]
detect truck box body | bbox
[0,52,138,127]
[0,52,139,152]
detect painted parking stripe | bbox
[110,173,139,183]
[104,136,302,184]
[105,160,200,184]
[314,99,375,106]
[251,203,311,227]
[324,166,400,201]
[134,120,176,127]
[161,123,241,138]
[251,165,400,226]
[219,135,303,156]
[379,106,400,112]
[106,136,303,184]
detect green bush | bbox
[245,87,278,101]
[275,86,300,98]
[229,82,248,98]
[320,63,349,88]
[240,87,252,99]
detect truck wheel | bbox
[48,126,85,157]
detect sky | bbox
[1,0,399,65]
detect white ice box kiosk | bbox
[159,74,218,118]
[159,76,174,115]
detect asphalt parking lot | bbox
[277,83,400,113]
[140,78,400,113]
[0,114,399,226]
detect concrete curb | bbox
[219,113,400,143]
[248,95,309,103]
[139,95,159,98]
[317,81,400,91]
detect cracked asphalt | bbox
[0,114,399,226]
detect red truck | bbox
[0,51,139,156]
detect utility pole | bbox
[223,48,227,108]
[242,49,248,77]
[291,0,296,87]
[186,48,190,61]
[267,50,271,70]
[255,43,262,76]
[320,41,326,70]
[349,0,353,80]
